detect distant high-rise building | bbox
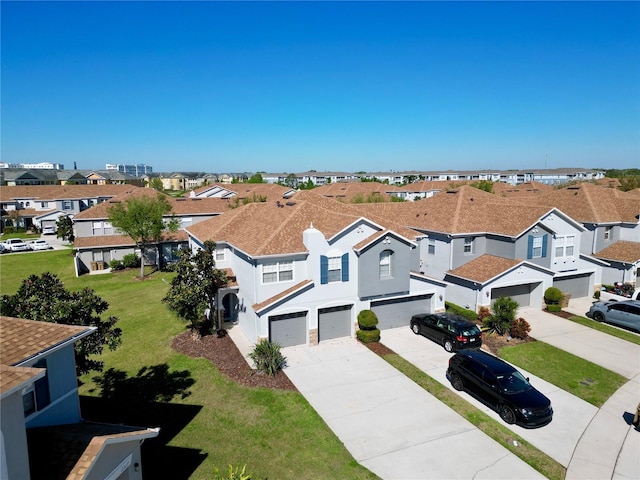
[105,163,153,177]
[0,161,64,169]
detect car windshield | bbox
[496,371,530,393]
[461,325,481,336]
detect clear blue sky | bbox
[2,1,639,174]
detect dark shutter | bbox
[341,253,349,282]
[542,234,548,257]
[527,235,533,259]
[320,255,328,284]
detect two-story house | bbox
[72,189,230,275]
[0,316,158,479]
[189,183,297,201]
[185,191,447,347]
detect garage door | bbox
[318,305,352,342]
[269,311,307,347]
[553,274,591,298]
[491,284,532,307]
[371,294,433,330]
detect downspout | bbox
[591,225,597,255]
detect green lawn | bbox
[566,314,640,345]
[499,341,626,407]
[0,251,377,480]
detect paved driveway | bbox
[282,337,544,480]
[380,327,597,468]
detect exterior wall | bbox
[418,234,452,278]
[408,275,447,312]
[486,235,516,259]
[619,224,640,243]
[24,347,82,428]
[601,261,636,286]
[87,440,145,480]
[1,393,32,480]
[357,236,411,299]
[450,235,484,269]
[593,225,619,254]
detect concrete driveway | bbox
[380,327,597,468]
[281,337,544,480]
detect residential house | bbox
[529,183,640,285]
[189,183,297,202]
[185,190,447,347]
[0,316,158,479]
[72,189,230,274]
[0,168,143,187]
[0,184,138,231]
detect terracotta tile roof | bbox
[529,182,640,223]
[312,181,401,201]
[0,184,137,202]
[27,422,159,480]
[186,190,419,257]
[73,231,188,249]
[595,241,640,264]
[447,255,522,283]
[253,280,313,313]
[0,316,93,366]
[0,365,45,397]
[74,189,230,220]
[354,185,553,236]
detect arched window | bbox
[379,250,392,278]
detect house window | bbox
[103,221,113,235]
[180,217,193,227]
[62,200,73,210]
[320,253,349,284]
[379,250,392,278]
[555,235,575,259]
[92,221,102,235]
[428,239,436,255]
[23,359,50,417]
[532,236,543,258]
[262,261,293,284]
[604,226,612,241]
[215,249,225,262]
[463,237,473,254]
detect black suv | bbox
[410,312,482,352]
[447,349,553,428]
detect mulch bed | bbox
[171,331,298,391]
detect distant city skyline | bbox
[2,2,639,173]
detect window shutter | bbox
[542,234,548,257]
[527,235,533,259]
[341,253,349,282]
[320,255,328,284]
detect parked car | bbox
[1,238,30,252]
[410,312,482,352]
[586,300,640,333]
[447,349,553,427]
[28,239,53,251]
[0,244,5,254]
[42,225,56,235]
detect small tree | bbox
[0,273,122,375]
[149,177,164,191]
[56,215,74,242]
[163,241,229,332]
[108,193,180,277]
[483,296,519,336]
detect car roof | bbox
[606,300,640,306]
[455,349,515,374]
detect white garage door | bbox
[371,294,433,330]
[554,274,592,298]
[491,284,532,307]
[318,305,352,342]
[269,311,307,347]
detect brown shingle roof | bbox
[253,280,313,313]
[0,184,137,202]
[0,316,93,366]
[492,181,553,197]
[595,241,640,264]
[447,255,522,283]
[312,181,401,201]
[73,231,188,249]
[0,365,45,397]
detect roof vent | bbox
[286,201,296,206]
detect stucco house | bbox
[72,189,230,275]
[0,316,158,479]
[185,190,447,348]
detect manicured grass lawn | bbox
[383,353,565,480]
[566,315,640,345]
[1,251,378,480]
[499,341,627,407]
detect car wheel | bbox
[411,323,420,335]
[499,404,516,424]
[593,311,605,322]
[451,374,464,391]
[443,339,454,352]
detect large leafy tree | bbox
[163,240,229,333]
[108,193,180,277]
[0,273,122,375]
[56,215,75,242]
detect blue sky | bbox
[2,1,639,174]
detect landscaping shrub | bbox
[444,302,479,322]
[109,259,124,270]
[593,290,601,300]
[248,339,286,376]
[546,304,562,312]
[3,226,15,234]
[122,253,140,269]
[483,296,518,336]
[477,306,491,322]
[213,464,251,480]
[356,328,381,343]
[509,317,531,339]
[357,309,379,330]
[544,287,562,305]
